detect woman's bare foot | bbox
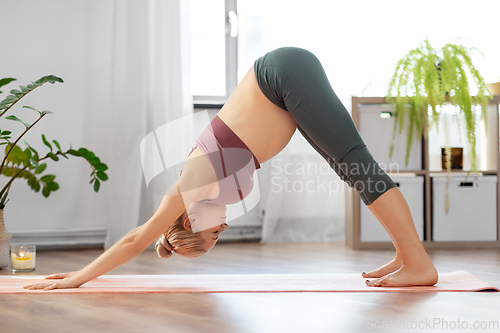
[365,259,438,287]
[361,256,403,279]
[361,257,403,279]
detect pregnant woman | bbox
[25,47,438,290]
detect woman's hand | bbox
[23,271,80,290]
[44,271,78,280]
[23,276,82,291]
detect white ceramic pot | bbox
[0,210,12,269]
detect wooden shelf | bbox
[428,170,498,175]
[346,96,500,250]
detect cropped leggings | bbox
[254,47,397,205]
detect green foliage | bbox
[0,75,63,115]
[0,78,16,94]
[386,39,492,172]
[0,75,109,209]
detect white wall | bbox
[0,0,113,245]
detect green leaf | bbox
[31,179,41,192]
[1,167,14,176]
[3,95,17,103]
[94,163,108,172]
[89,157,100,165]
[77,148,89,158]
[0,78,16,90]
[5,144,28,166]
[27,175,40,192]
[41,110,54,115]
[47,182,59,191]
[24,147,32,160]
[40,174,56,183]
[29,157,39,168]
[20,85,29,93]
[66,149,81,157]
[5,115,29,128]
[23,106,41,114]
[42,134,53,152]
[2,101,13,110]
[35,75,64,85]
[47,152,59,161]
[35,163,47,174]
[10,89,22,95]
[52,140,61,151]
[96,171,108,181]
[1,131,11,135]
[93,178,101,192]
[42,186,50,198]
[27,146,39,160]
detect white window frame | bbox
[193,0,238,108]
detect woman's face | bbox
[198,222,229,250]
[182,201,229,250]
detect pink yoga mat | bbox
[0,271,497,294]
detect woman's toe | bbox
[365,277,385,287]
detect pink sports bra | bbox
[181,115,260,205]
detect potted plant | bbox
[0,75,109,269]
[386,39,492,213]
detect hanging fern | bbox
[386,39,492,174]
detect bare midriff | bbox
[216,66,297,164]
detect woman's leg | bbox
[254,47,437,286]
[361,207,404,278]
[298,125,404,278]
[364,188,437,287]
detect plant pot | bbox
[0,209,12,269]
[486,82,500,95]
[441,147,463,170]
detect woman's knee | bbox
[333,145,398,205]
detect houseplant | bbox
[386,39,492,213]
[0,75,109,269]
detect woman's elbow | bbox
[122,231,148,254]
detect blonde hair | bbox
[164,213,207,258]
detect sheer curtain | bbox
[104,0,192,248]
[258,131,346,243]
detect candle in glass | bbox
[10,245,36,272]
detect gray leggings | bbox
[254,47,397,205]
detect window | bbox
[188,0,237,106]
[189,0,500,107]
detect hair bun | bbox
[155,234,174,258]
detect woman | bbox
[25,47,438,290]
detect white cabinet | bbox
[358,104,421,171]
[348,96,500,249]
[361,176,424,242]
[432,175,497,241]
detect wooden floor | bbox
[1,240,499,333]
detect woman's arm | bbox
[24,177,211,291]
[24,150,217,291]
